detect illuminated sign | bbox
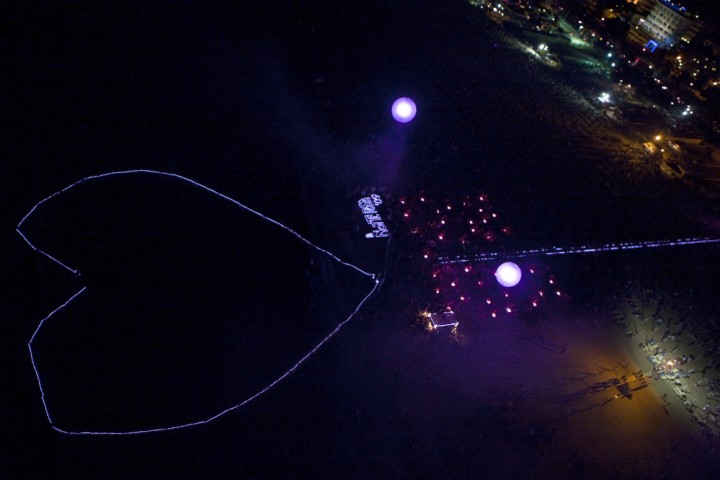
[357,194,389,238]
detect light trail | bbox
[436,237,720,265]
[18,169,384,435]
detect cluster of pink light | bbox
[398,191,563,317]
[399,191,510,259]
[427,258,561,318]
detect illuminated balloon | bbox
[391,97,417,123]
[495,261,522,287]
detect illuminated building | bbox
[636,0,701,49]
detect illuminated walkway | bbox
[437,237,720,265]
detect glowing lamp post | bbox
[495,262,522,288]
[391,97,417,123]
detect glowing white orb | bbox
[391,97,417,123]
[495,262,522,288]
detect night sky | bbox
[4,1,720,478]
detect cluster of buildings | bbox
[471,0,720,144]
[566,0,719,105]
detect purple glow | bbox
[391,97,417,123]
[495,262,522,287]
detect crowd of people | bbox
[615,278,720,441]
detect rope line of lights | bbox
[18,170,382,435]
[436,237,720,265]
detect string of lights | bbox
[436,237,720,265]
[17,169,378,280]
[18,170,383,435]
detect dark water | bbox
[4,1,720,478]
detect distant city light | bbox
[598,92,611,103]
[391,97,417,123]
[495,261,522,287]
